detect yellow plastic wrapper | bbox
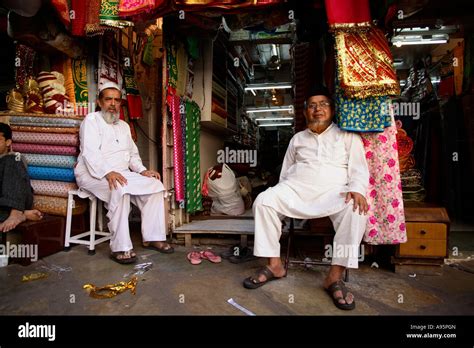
[83,277,137,299]
[21,272,48,282]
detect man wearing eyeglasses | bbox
[243,87,369,311]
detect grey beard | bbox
[102,110,119,124]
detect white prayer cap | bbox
[98,82,121,94]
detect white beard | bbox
[102,110,120,124]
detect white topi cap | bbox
[98,81,121,94]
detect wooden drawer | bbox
[406,223,447,240]
[399,239,447,257]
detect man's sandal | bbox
[325,280,356,310]
[143,242,174,254]
[243,267,285,289]
[110,250,137,264]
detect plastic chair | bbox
[64,190,111,255]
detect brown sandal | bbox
[110,250,137,264]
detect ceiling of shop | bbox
[391,0,472,75]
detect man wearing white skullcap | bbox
[75,82,173,264]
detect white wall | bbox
[200,129,224,183]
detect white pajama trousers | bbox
[253,192,367,269]
[107,190,167,252]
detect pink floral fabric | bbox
[361,123,407,245]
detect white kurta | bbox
[254,123,369,268]
[74,112,166,252]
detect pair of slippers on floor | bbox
[110,243,175,264]
[187,250,221,265]
[243,267,355,310]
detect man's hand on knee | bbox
[140,170,161,181]
[105,171,128,190]
[345,192,368,215]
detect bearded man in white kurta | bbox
[75,82,173,264]
[243,88,369,310]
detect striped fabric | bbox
[168,94,185,203]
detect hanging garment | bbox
[335,84,392,132]
[14,44,36,91]
[118,0,162,18]
[361,122,407,245]
[123,65,143,120]
[71,0,88,36]
[334,27,400,98]
[185,100,202,213]
[167,94,185,204]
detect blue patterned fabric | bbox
[335,84,392,133]
[28,166,76,182]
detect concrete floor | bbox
[1,230,474,316]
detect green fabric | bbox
[185,100,202,213]
[186,37,200,60]
[142,36,154,67]
[166,42,178,91]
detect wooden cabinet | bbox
[392,202,450,274]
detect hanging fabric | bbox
[167,94,185,205]
[99,0,134,28]
[361,120,407,245]
[185,100,202,214]
[334,27,400,99]
[123,65,143,120]
[325,0,372,31]
[72,58,89,115]
[335,84,392,132]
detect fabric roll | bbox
[12,143,78,156]
[33,194,87,216]
[23,154,77,168]
[361,121,407,245]
[168,94,185,203]
[185,100,202,213]
[28,166,76,182]
[10,125,80,134]
[31,180,78,198]
[325,0,371,30]
[12,131,79,146]
[9,116,83,127]
[335,84,392,132]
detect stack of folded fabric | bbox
[395,120,426,202]
[10,114,87,216]
[401,169,426,202]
